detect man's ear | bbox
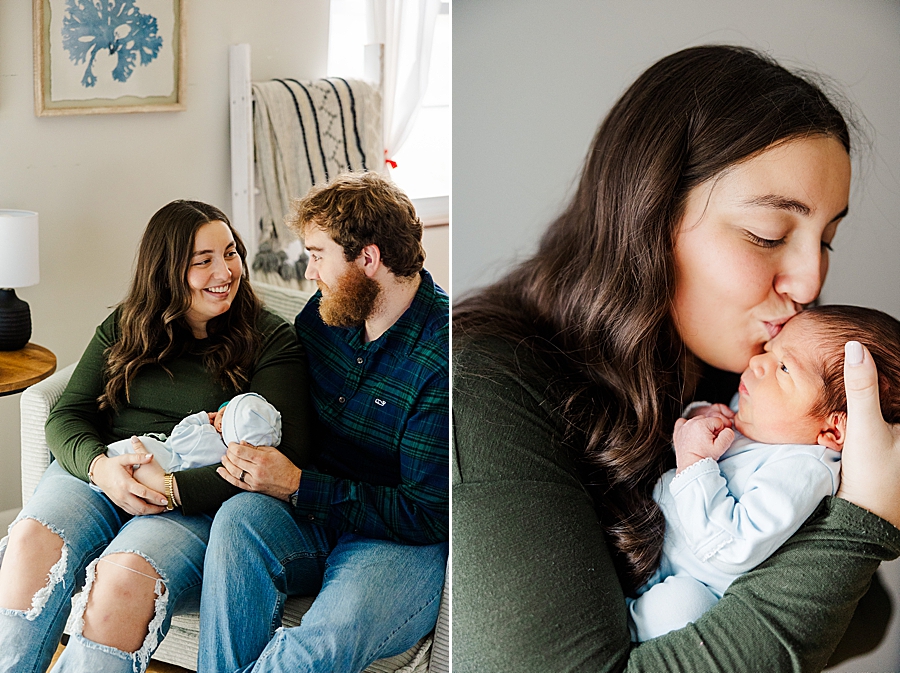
[358,243,382,277]
[816,411,847,451]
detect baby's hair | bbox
[799,305,900,424]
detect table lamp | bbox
[0,210,40,351]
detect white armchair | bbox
[18,282,449,673]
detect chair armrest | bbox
[253,281,314,324]
[429,560,450,673]
[20,363,77,507]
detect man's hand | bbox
[218,442,302,502]
[673,416,735,475]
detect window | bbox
[328,0,449,219]
[388,4,449,204]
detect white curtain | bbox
[367,0,440,167]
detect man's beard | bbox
[318,265,381,328]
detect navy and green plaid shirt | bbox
[293,269,449,544]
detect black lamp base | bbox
[0,288,32,351]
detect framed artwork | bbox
[33,0,185,116]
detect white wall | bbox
[0,0,331,511]
[452,3,900,671]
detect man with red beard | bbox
[199,171,448,673]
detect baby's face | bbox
[734,316,827,444]
[213,405,226,434]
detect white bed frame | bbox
[229,44,256,257]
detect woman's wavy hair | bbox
[99,200,262,411]
[454,45,851,591]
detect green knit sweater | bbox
[46,308,313,515]
[452,335,900,672]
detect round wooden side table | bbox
[0,343,57,397]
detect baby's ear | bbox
[816,411,847,451]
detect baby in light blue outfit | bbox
[105,392,281,474]
[628,305,900,642]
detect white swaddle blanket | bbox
[105,392,282,474]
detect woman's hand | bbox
[89,448,169,516]
[128,436,168,498]
[218,442,302,502]
[836,341,900,529]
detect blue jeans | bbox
[0,461,211,673]
[199,492,448,673]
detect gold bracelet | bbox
[88,455,103,485]
[164,473,177,511]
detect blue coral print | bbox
[61,0,163,88]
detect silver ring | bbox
[239,470,247,483]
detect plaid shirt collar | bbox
[330,269,444,357]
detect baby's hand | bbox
[207,412,217,425]
[673,416,735,474]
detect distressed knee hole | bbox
[0,517,67,619]
[74,553,169,670]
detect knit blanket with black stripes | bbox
[251,77,383,278]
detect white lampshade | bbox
[0,210,39,289]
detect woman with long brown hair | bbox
[0,200,313,672]
[453,45,900,670]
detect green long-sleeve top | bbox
[46,308,313,515]
[452,335,900,672]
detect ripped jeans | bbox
[0,461,211,673]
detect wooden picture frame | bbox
[33,0,185,116]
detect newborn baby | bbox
[628,304,900,641]
[104,392,281,474]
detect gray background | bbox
[452,2,900,671]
